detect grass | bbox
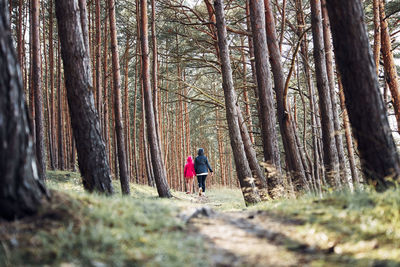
[250,188,400,265]
[0,171,210,267]
[1,170,400,266]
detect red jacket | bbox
[184,156,196,178]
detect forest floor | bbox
[1,171,400,266]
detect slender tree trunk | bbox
[310,0,340,187]
[108,0,130,194]
[338,75,359,186]
[140,0,171,198]
[31,0,46,180]
[123,34,131,177]
[264,0,308,193]
[57,41,64,170]
[0,0,48,219]
[379,0,400,132]
[326,0,400,190]
[373,0,381,75]
[249,0,282,191]
[95,0,102,122]
[214,0,261,205]
[55,0,113,194]
[321,0,348,185]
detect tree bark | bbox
[0,0,48,219]
[326,0,400,190]
[249,0,281,178]
[310,0,340,187]
[373,0,381,75]
[31,0,46,180]
[140,0,171,198]
[379,0,400,133]
[214,0,261,205]
[264,0,308,193]
[108,0,130,194]
[321,0,348,185]
[55,0,114,194]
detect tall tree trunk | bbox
[55,0,113,194]
[108,0,130,194]
[249,0,282,192]
[95,0,102,122]
[264,0,308,192]
[0,0,48,219]
[373,0,381,75]
[321,0,348,185]
[140,0,171,198]
[326,0,400,190]
[57,41,64,170]
[31,0,46,180]
[214,0,261,205]
[310,0,340,187]
[379,0,400,132]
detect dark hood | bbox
[198,148,204,156]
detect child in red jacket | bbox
[184,156,196,194]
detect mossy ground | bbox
[1,171,400,266]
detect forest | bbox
[1,0,400,266]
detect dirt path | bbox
[182,197,349,267]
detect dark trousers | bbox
[197,175,207,192]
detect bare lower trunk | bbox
[56,0,113,194]
[214,0,260,205]
[326,0,400,190]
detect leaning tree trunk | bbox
[310,0,340,188]
[264,0,308,193]
[55,0,113,194]
[326,0,400,190]
[248,0,282,197]
[140,0,171,198]
[214,0,261,205]
[32,0,46,180]
[108,0,130,195]
[0,0,48,220]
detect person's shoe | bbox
[186,191,190,194]
[199,188,202,196]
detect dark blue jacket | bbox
[194,148,213,175]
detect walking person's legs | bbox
[201,175,207,193]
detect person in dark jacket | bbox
[194,148,213,196]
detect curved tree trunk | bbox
[0,0,48,220]
[326,0,400,190]
[55,0,113,194]
[214,0,261,205]
[140,0,171,198]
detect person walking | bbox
[194,148,213,196]
[184,156,196,194]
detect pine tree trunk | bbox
[264,0,308,193]
[95,0,102,123]
[373,0,381,75]
[214,0,260,205]
[310,0,340,188]
[108,0,130,194]
[31,0,46,180]
[249,0,282,192]
[140,0,171,198]
[55,0,113,194]
[326,0,400,190]
[0,0,48,219]
[379,0,400,132]
[321,0,348,185]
